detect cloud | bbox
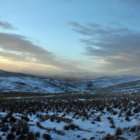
[0,21,16,30]
[69,21,140,75]
[0,32,82,74]
[0,20,96,78]
[0,33,55,61]
[0,19,98,78]
[116,0,140,7]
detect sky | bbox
[0,0,140,78]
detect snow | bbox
[0,96,139,140]
[0,72,140,139]
[0,76,64,93]
[0,72,140,94]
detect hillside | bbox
[0,70,139,94]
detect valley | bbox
[0,71,140,139]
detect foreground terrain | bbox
[0,93,140,140]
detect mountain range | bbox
[0,70,140,94]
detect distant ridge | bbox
[0,69,139,94]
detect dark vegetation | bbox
[0,93,139,139]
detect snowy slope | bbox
[0,76,64,93]
[86,75,140,88]
[0,70,140,93]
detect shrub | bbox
[35,132,40,137]
[17,135,26,140]
[27,132,34,140]
[7,133,15,140]
[43,134,51,140]
[64,124,80,130]
[130,126,136,132]
[102,134,115,140]
[115,127,122,135]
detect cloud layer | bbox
[116,0,140,7]
[0,23,82,75]
[0,21,16,30]
[69,21,140,75]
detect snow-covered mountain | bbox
[0,70,140,94]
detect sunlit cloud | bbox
[99,59,111,64]
[0,30,85,76]
[0,55,63,74]
[69,21,140,75]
